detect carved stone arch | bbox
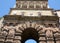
[17,22,45,35]
[19,22,43,32]
[21,27,39,43]
[14,22,46,43]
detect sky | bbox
[0,0,60,17]
[25,39,37,43]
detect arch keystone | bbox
[31,23,36,28]
[25,22,31,28]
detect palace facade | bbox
[0,0,60,43]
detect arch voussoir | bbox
[25,22,31,28]
[22,24,27,29]
[18,24,25,31]
[20,23,44,32]
[31,23,36,28]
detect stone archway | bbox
[14,22,43,43]
[21,27,39,43]
[2,22,60,43]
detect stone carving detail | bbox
[42,27,59,37]
[2,31,8,37]
[0,22,60,43]
[0,0,60,43]
[8,29,15,37]
[15,22,60,38]
[46,30,53,37]
[16,1,48,9]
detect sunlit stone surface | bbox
[0,0,60,43]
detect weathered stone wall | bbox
[0,22,60,43]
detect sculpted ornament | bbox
[42,27,59,37]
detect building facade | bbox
[0,0,60,43]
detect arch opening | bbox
[25,39,37,43]
[21,27,39,43]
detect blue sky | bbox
[25,39,37,43]
[0,0,60,17]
